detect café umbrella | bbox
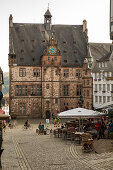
[58,108,106,118]
[58,108,106,130]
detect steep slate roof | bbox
[44,9,52,17]
[10,22,87,67]
[89,43,113,72]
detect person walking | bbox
[95,119,101,140]
[108,120,113,138]
[101,120,106,138]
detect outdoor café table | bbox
[86,130,97,139]
[62,128,68,139]
[53,128,62,138]
[72,132,84,144]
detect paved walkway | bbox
[1,125,113,170]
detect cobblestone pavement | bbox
[1,125,113,170]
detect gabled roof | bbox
[89,43,111,61]
[10,22,87,67]
[89,43,113,72]
[97,51,111,62]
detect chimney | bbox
[9,14,13,27]
[83,19,87,32]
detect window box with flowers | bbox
[94,79,97,81]
[102,91,106,93]
[94,91,97,93]
[98,79,101,81]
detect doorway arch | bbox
[46,110,50,119]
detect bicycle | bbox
[22,124,33,130]
[8,123,16,129]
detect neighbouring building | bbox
[9,8,93,118]
[89,43,113,109]
[88,1,113,110]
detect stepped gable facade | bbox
[9,9,93,118]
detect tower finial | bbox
[48,3,49,9]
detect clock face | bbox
[48,46,57,55]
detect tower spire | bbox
[44,6,52,31]
[48,3,49,9]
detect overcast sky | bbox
[0,0,111,72]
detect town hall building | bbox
[9,8,93,118]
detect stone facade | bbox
[9,56,93,118]
[9,9,93,118]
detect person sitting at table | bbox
[38,122,44,134]
[70,126,75,131]
[61,123,64,129]
[83,125,87,133]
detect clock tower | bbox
[42,34,61,67]
[41,34,61,118]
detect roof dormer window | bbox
[20,58,24,62]
[64,60,67,63]
[21,50,24,53]
[32,58,35,62]
[74,51,77,54]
